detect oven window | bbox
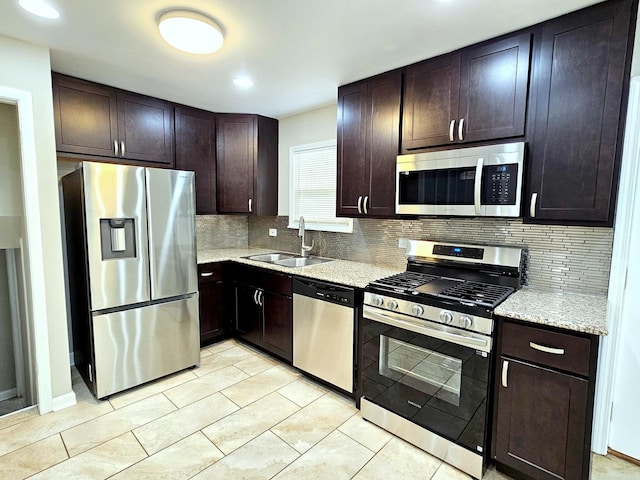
[398,167,475,205]
[380,336,462,407]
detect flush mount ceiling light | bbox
[233,77,254,88]
[158,9,224,55]
[19,0,60,19]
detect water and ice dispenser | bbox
[99,218,136,259]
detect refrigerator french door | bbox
[63,162,199,399]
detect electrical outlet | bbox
[268,228,277,237]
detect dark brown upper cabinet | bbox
[337,70,402,218]
[175,106,217,214]
[526,0,636,226]
[402,33,531,151]
[216,114,278,216]
[53,73,175,167]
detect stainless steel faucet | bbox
[298,216,314,257]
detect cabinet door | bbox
[337,81,368,216]
[494,357,588,480]
[235,284,262,346]
[217,114,256,213]
[52,74,118,157]
[198,280,225,344]
[262,291,292,362]
[401,54,461,150]
[117,92,175,166]
[365,71,402,217]
[459,33,530,144]
[175,106,217,214]
[527,0,633,225]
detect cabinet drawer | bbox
[501,321,591,377]
[233,265,292,296]
[198,263,223,283]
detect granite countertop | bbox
[197,248,402,289]
[495,288,608,336]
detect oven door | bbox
[361,305,492,455]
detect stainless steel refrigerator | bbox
[62,162,199,399]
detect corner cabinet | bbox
[175,106,217,214]
[402,32,530,151]
[233,265,292,362]
[52,73,175,167]
[337,70,402,218]
[216,114,278,215]
[526,0,636,226]
[492,319,599,480]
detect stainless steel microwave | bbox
[396,142,525,217]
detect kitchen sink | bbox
[245,253,333,268]
[246,253,297,263]
[274,257,332,268]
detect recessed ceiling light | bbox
[158,9,224,55]
[233,77,254,88]
[19,0,60,19]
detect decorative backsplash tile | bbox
[196,215,248,249]
[248,216,613,296]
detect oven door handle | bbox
[363,306,491,353]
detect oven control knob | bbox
[439,311,454,324]
[411,305,425,317]
[388,300,399,310]
[461,316,474,328]
[372,296,384,307]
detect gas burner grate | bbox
[371,271,439,290]
[438,281,514,308]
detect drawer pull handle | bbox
[529,342,565,355]
[200,272,214,277]
[501,360,509,388]
[449,119,456,142]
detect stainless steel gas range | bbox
[360,239,525,480]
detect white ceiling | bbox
[0,0,604,119]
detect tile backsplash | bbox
[196,215,248,249]
[248,216,613,296]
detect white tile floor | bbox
[0,338,638,479]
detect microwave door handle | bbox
[474,157,484,215]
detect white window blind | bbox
[288,140,353,233]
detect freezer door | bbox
[145,168,197,299]
[83,163,150,310]
[92,295,200,399]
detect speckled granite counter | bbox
[495,288,608,336]
[197,248,402,289]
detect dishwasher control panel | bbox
[292,278,355,308]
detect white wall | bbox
[277,104,337,216]
[0,35,72,401]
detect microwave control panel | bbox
[482,164,518,205]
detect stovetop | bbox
[369,271,514,309]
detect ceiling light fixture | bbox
[233,77,254,88]
[19,0,60,19]
[158,9,224,55]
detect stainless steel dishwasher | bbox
[292,278,356,393]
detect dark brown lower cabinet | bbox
[198,263,228,346]
[232,265,292,362]
[492,319,599,480]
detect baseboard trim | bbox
[0,388,18,402]
[52,391,77,411]
[608,448,640,466]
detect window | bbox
[288,140,353,233]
